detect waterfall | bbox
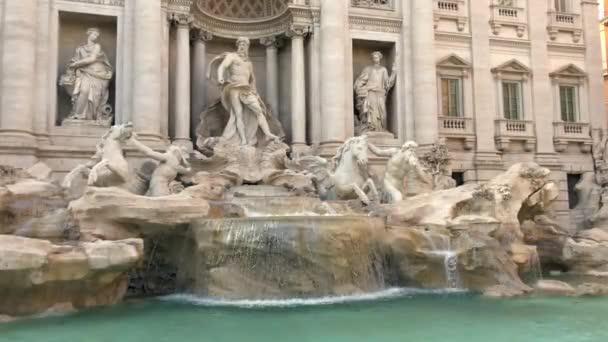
[183,216,386,299]
[526,249,543,285]
[420,229,462,289]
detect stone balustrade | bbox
[489,2,527,37]
[553,121,592,153]
[547,11,582,42]
[438,116,475,150]
[494,119,536,152]
[433,0,467,31]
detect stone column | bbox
[170,13,193,150]
[260,36,281,118]
[582,0,607,130]
[319,0,349,152]
[191,28,212,139]
[132,0,164,142]
[308,10,322,145]
[411,0,438,146]
[287,25,309,153]
[0,0,37,147]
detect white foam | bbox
[159,288,467,308]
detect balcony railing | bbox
[496,119,533,136]
[553,121,592,152]
[439,116,474,135]
[434,0,467,32]
[547,11,582,42]
[489,3,526,37]
[436,0,460,13]
[439,116,475,149]
[495,119,535,151]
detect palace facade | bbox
[0,0,605,223]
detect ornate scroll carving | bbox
[351,0,394,10]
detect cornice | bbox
[62,0,124,6]
[349,14,402,34]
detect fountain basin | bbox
[176,216,386,299]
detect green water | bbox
[1,289,607,342]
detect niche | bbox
[352,39,397,135]
[56,11,117,126]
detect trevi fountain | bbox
[1,0,608,341]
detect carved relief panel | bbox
[197,0,288,20]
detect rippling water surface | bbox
[1,289,607,342]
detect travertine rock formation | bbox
[382,163,557,295]
[69,186,211,241]
[0,167,68,238]
[0,235,142,316]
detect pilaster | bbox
[469,0,502,169]
[0,0,38,151]
[319,0,349,154]
[529,0,557,162]
[411,0,438,146]
[582,0,607,130]
[132,0,164,144]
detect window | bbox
[554,0,571,13]
[441,78,463,117]
[502,81,523,120]
[567,173,581,209]
[452,172,465,187]
[559,85,577,122]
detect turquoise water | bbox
[1,289,607,342]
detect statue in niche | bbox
[129,136,192,197]
[195,37,286,184]
[368,141,431,203]
[59,27,113,125]
[354,51,397,135]
[204,37,282,146]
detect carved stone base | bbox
[366,131,400,148]
[62,118,112,128]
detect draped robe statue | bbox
[354,51,396,134]
[60,28,113,123]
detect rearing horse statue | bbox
[330,136,379,205]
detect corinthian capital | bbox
[260,36,283,49]
[190,28,213,43]
[168,13,193,27]
[286,24,310,38]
